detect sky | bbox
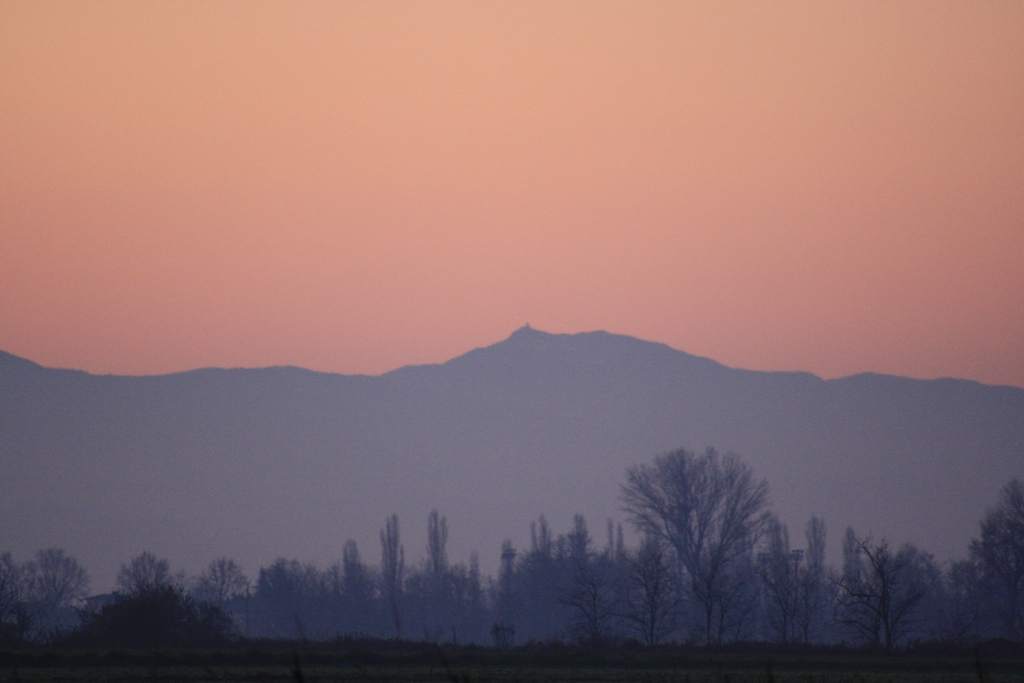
[2,1,1022,387]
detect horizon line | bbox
[1,327,1018,390]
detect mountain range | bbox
[2,326,1022,591]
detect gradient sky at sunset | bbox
[2,1,1022,386]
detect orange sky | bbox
[2,1,1022,386]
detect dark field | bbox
[2,644,1021,683]
[1,671,1021,683]
[1,667,1021,683]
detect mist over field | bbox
[2,327,1020,597]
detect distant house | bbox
[82,593,116,612]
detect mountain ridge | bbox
[3,327,1020,390]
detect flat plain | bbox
[2,648,1021,683]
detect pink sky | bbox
[2,1,1022,386]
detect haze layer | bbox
[2,328,1020,592]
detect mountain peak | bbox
[507,323,544,339]
[431,326,729,379]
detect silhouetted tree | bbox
[192,557,248,606]
[426,510,449,581]
[563,557,620,645]
[970,478,1024,640]
[405,510,487,643]
[0,553,29,642]
[253,558,319,639]
[380,514,405,639]
[621,533,679,645]
[834,530,932,651]
[558,516,619,645]
[447,551,487,643]
[24,547,89,636]
[495,540,517,631]
[27,547,89,610]
[934,558,986,643]
[511,516,565,641]
[567,514,590,562]
[757,517,801,643]
[79,584,231,648]
[423,510,450,639]
[621,447,770,643]
[794,516,829,643]
[339,540,377,634]
[342,541,372,601]
[117,551,175,594]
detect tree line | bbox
[1,447,1022,651]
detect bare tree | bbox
[621,447,770,643]
[970,478,1024,640]
[28,547,89,610]
[567,514,590,562]
[0,553,27,638]
[253,558,319,639]
[757,516,828,644]
[558,516,618,645]
[16,548,90,637]
[337,540,376,635]
[342,540,374,603]
[380,514,405,639]
[426,510,449,580]
[833,530,932,652]
[621,533,679,645]
[117,551,174,595]
[495,540,517,635]
[935,558,985,643]
[757,517,801,643]
[562,558,619,645]
[419,510,453,640]
[713,550,761,643]
[794,516,828,643]
[193,558,249,606]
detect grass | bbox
[1,643,1020,683]
[1,669,1021,683]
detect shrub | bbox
[78,584,232,648]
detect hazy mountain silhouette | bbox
[2,327,1021,590]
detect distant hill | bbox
[2,327,1022,590]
